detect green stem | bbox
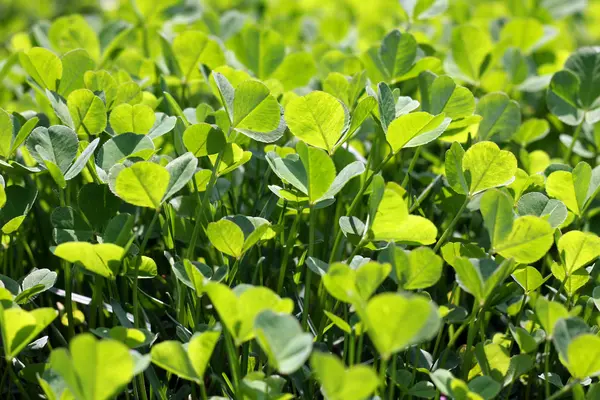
[379,357,388,396]
[356,333,364,363]
[552,275,569,302]
[431,323,445,360]
[461,303,480,380]
[302,207,316,331]
[389,356,397,400]
[348,332,355,366]
[133,211,160,329]
[8,361,31,400]
[134,211,152,400]
[544,339,552,398]
[433,196,470,253]
[401,147,421,188]
[187,148,226,260]
[409,174,442,213]
[347,238,365,262]
[277,208,303,295]
[329,152,394,263]
[199,383,208,400]
[89,276,104,329]
[62,260,75,340]
[241,342,249,377]
[224,331,240,398]
[563,120,584,163]
[546,379,579,400]
[228,257,242,285]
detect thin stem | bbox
[544,339,551,398]
[132,211,160,400]
[8,361,31,400]
[389,356,397,400]
[552,275,569,303]
[199,383,208,400]
[461,303,480,380]
[347,238,365,262]
[431,323,445,360]
[133,211,160,329]
[546,379,579,400]
[302,207,316,331]
[378,357,388,396]
[62,260,75,340]
[224,331,240,398]
[401,147,421,188]
[228,257,242,285]
[187,147,226,260]
[89,276,104,329]
[409,174,442,213]
[433,196,470,253]
[349,332,355,366]
[356,332,364,363]
[241,342,249,378]
[563,120,584,163]
[277,208,303,294]
[0,363,7,392]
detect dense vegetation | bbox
[2,0,600,399]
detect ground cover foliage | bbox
[2,0,600,399]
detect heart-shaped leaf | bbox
[450,25,492,82]
[151,330,220,383]
[285,91,348,153]
[546,162,600,216]
[164,152,197,201]
[564,47,600,109]
[228,25,285,80]
[109,104,155,135]
[54,242,125,279]
[513,119,550,147]
[68,89,107,136]
[50,333,134,400]
[96,133,155,173]
[557,230,600,275]
[462,141,517,195]
[363,292,440,360]
[254,310,313,374]
[364,30,417,83]
[26,125,79,173]
[311,352,379,400]
[386,111,451,152]
[214,73,285,143]
[546,70,585,126]
[391,246,443,290]
[207,216,272,259]
[422,74,475,121]
[19,47,62,91]
[370,182,437,245]
[174,31,225,82]
[49,15,100,60]
[267,142,364,205]
[323,261,391,305]
[476,92,521,142]
[206,283,293,345]
[480,189,514,248]
[565,334,600,379]
[516,192,568,229]
[495,216,554,264]
[512,266,544,293]
[183,123,226,157]
[114,162,170,209]
[535,297,569,338]
[0,305,57,359]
